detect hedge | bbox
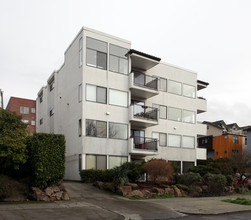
[27,133,65,189]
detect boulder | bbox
[172,185,182,197]
[125,183,138,189]
[142,190,153,198]
[52,186,60,193]
[152,187,164,195]
[62,192,70,201]
[118,186,132,196]
[129,190,144,198]
[45,187,53,196]
[165,187,174,195]
[59,183,67,192]
[55,191,63,200]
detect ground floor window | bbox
[182,161,194,173]
[86,154,107,170]
[109,156,127,169]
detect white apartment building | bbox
[37,27,208,180]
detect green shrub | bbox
[226,175,234,186]
[110,165,129,186]
[27,133,65,189]
[188,165,220,177]
[203,173,227,195]
[120,162,145,182]
[79,169,113,183]
[177,172,202,186]
[0,175,12,200]
[212,158,235,176]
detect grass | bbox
[0,201,55,205]
[125,193,176,200]
[223,197,251,205]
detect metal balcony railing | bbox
[133,136,158,151]
[133,72,158,90]
[133,104,158,121]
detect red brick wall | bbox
[6,97,36,133]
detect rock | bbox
[95,181,104,189]
[45,187,53,196]
[55,191,63,200]
[118,186,132,196]
[33,188,43,201]
[59,183,67,192]
[172,185,182,197]
[103,182,116,192]
[142,190,153,198]
[52,186,60,193]
[62,192,70,201]
[50,196,57,201]
[37,192,50,201]
[129,190,144,198]
[125,183,138,189]
[152,187,164,195]
[165,187,174,195]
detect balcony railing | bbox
[133,104,158,121]
[133,72,158,90]
[133,136,158,151]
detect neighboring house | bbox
[6,97,36,133]
[198,120,246,159]
[242,126,251,153]
[36,27,209,180]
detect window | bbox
[78,84,82,102]
[109,156,127,169]
[182,136,195,148]
[168,134,181,148]
[152,132,167,146]
[168,107,182,122]
[109,89,128,107]
[79,37,83,67]
[39,95,43,103]
[79,154,82,171]
[50,108,54,116]
[86,84,107,104]
[86,155,107,170]
[224,150,227,154]
[159,78,167,92]
[183,161,194,173]
[109,44,128,74]
[40,118,43,125]
[232,149,239,156]
[153,104,167,119]
[86,37,107,70]
[183,84,196,98]
[22,119,29,124]
[31,120,36,126]
[86,119,107,138]
[20,106,29,114]
[168,80,182,95]
[233,136,239,144]
[50,81,55,91]
[31,108,36,113]
[183,110,195,124]
[78,119,82,137]
[109,122,127,139]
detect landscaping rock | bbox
[103,182,116,192]
[52,186,60,193]
[95,181,104,189]
[142,190,153,198]
[172,185,182,197]
[164,187,174,195]
[129,190,144,198]
[62,192,70,201]
[45,187,53,196]
[152,187,164,195]
[125,183,138,189]
[118,186,132,196]
[59,183,67,192]
[55,191,63,200]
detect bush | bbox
[80,169,113,183]
[226,175,234,186]
[212,158,235,176]
[177,172,202,186]
[188,165,220,177]
[120,162,145,182]
[0,175,12,200]
[27,133,65,189]
[143,159,174,184]
[203,173,227,195]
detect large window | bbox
[168,134,181,148]
[109,122,128,139]
[109,89,128,107]
[79,37,83,67]
[159,78,167,92]
[182,136,195,148]
[78,119,82,137]
[86,84,107,104]
[152,132,167,146]
[49,81,55,91]
[20,106,29,114]
[86,155,107,170]
[183,84,196,98]
[183,161,194,173]
[86,37,107,70]
[78,84,82,102]
[109,44,128,74]
[153,104,167,119]
[86,119,107,138]
[168,107,182,122]
[233,136,239,144]
[168,80,182,95]
[183,110,195,124]
[109,156,127,169]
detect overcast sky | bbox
[0,0,250,126]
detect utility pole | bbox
[0,89,3,109]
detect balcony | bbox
[196,148,207,160]
[197,97,207,114]
[129,137,158,156]
[130,104,158,128]
[130,72,159,99]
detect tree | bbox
[0,109,28,173]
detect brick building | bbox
[6,97,36,133]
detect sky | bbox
[0,0,250,126]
